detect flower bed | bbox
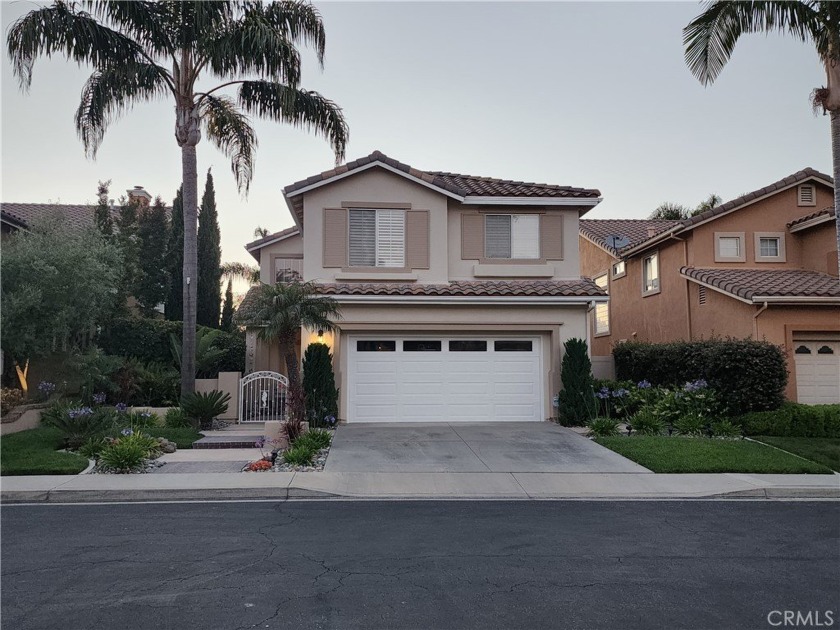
[243,428,333,473]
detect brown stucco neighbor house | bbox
[579,167,840,405]
[237,150,607,422]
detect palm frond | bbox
[221,262,260,285]
[238,81,348,163]
[75,62,170,158]
[200,95,257,193]
[84,1,176,57]
[684,1,822,85]
[253,281,341,344]
[248,1,327,67]
[163,0,233,51]
[199,10,302,85]
[6,2,147,89]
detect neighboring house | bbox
[579,168,840,405]
[238,150,607,423]
[1,185,155,236]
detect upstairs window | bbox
[718,237,741,258]
[485,214,540,259]
[349,209,405,267]
[715,232,745,263]
[642,252,659,295]
[755,232,786,262]
[612,260,626,279]
[274,257,302,283]
[759,237,779,257]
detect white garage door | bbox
[347,336,543,422]
[794,337,840,405]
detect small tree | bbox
[164,187,184,321]
[136,197,170,316]
[220,279,235,332]
[557,338,597,426]
[302,342,338,427]
[197,170,222,328]
[94,179,113,236]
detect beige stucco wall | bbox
[301,167,449,283]
[320,302,589,420]
[795,221,838,276]
[257,233,303,284]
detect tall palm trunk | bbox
[180,142,198,395]
[832,110,840,277]
[280,332,299,386]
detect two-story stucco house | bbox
[238,151,607,422]
[579,168,840,405]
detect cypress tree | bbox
[135,197,170,316]
[164,187,184,321]
[302,342,339,426]
[557,338,597,426]
[115,197,140,309]
[94,180,113,236]
[196,170,222,328]
[220,279,235,332]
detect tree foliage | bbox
[649,193,723,220]
[557,338,597,426]
[197,170,222,328]
[135,197,170,316]
[302,342,339,426]
[165,187,184,321]
[1,219,123,362]
[220,279,235,332]
[94,179,113,236]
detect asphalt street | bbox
[2,500,838,630]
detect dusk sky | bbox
[1,1,829,278]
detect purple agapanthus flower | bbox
[92,392,107,405]
[115,403,127,413]
[595,387,611,400]
[37,381,56,395]
[121,428,133,436]
[637,380,651,389]
[139,411,152,419]
[324,415,336,426]
[255,437,266,448]
[684,379,708,393]
[611,388,629,398]
[67,407,94,419]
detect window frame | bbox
[641,251,660,297]
[754,232,786,263]
[714,232,746,263]
[348,208,406,269]
[484,213,541,261]
[593,273,610,336]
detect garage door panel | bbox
[348,335,543,422]
[794,338,840,405]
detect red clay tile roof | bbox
[680,267,840,302]
[245,225,300,251]
[283,151,601,199]
[236,279,604,323]
[1,201,171,232]
[787,206,836,229]
[579,219,680,255]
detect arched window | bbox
[795,345,811,354]
[817,345,834,355]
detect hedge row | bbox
[736,403,840,438]
[613,339,787,415]
[98,317,244,377]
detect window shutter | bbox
[348,209,376,267]
[541,213,564,259]
[375,209,405,267]
[461,214,484,259]
[485,215,512,258]
[511,215,539,259]
[406,210,429,269]
[323,208,348,268]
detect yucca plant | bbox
[181,390,231,430]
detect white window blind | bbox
[485,214,539,259]
[349,209,376,266]
[718,236,741,258]
[376,209,405,267]
[594,274,609,334]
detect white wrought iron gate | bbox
[238,371,288,423]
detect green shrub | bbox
[613,339,787,415]
[164,407,191,428]
[302,343,339,427]
[295,428,332,451]
[628,410,664,436]
[587,417,620,438]
[122,410,160,428]
[711,420,742,439]
[735,403,840,438]
[282,444,316,466]
[181,390,230,430]
[78,436,109,459]
[558,338,597,426]
[119,431,162,457]
[674,413,707,437]
[41,401,114,449]
[99,439,147,472]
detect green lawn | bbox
[136,427,202,449]
[595,436,833,474]
[753,436,840,472]
[1,428,90,476]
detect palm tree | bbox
[251,281,341,386]
[222,261,260,285]
[7,1,349,395]
[684,1,840,274]
[254,226,270,239]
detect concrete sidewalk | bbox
[2,470,838,502]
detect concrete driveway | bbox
[324,422,650,473]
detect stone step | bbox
[193,436,263,449]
